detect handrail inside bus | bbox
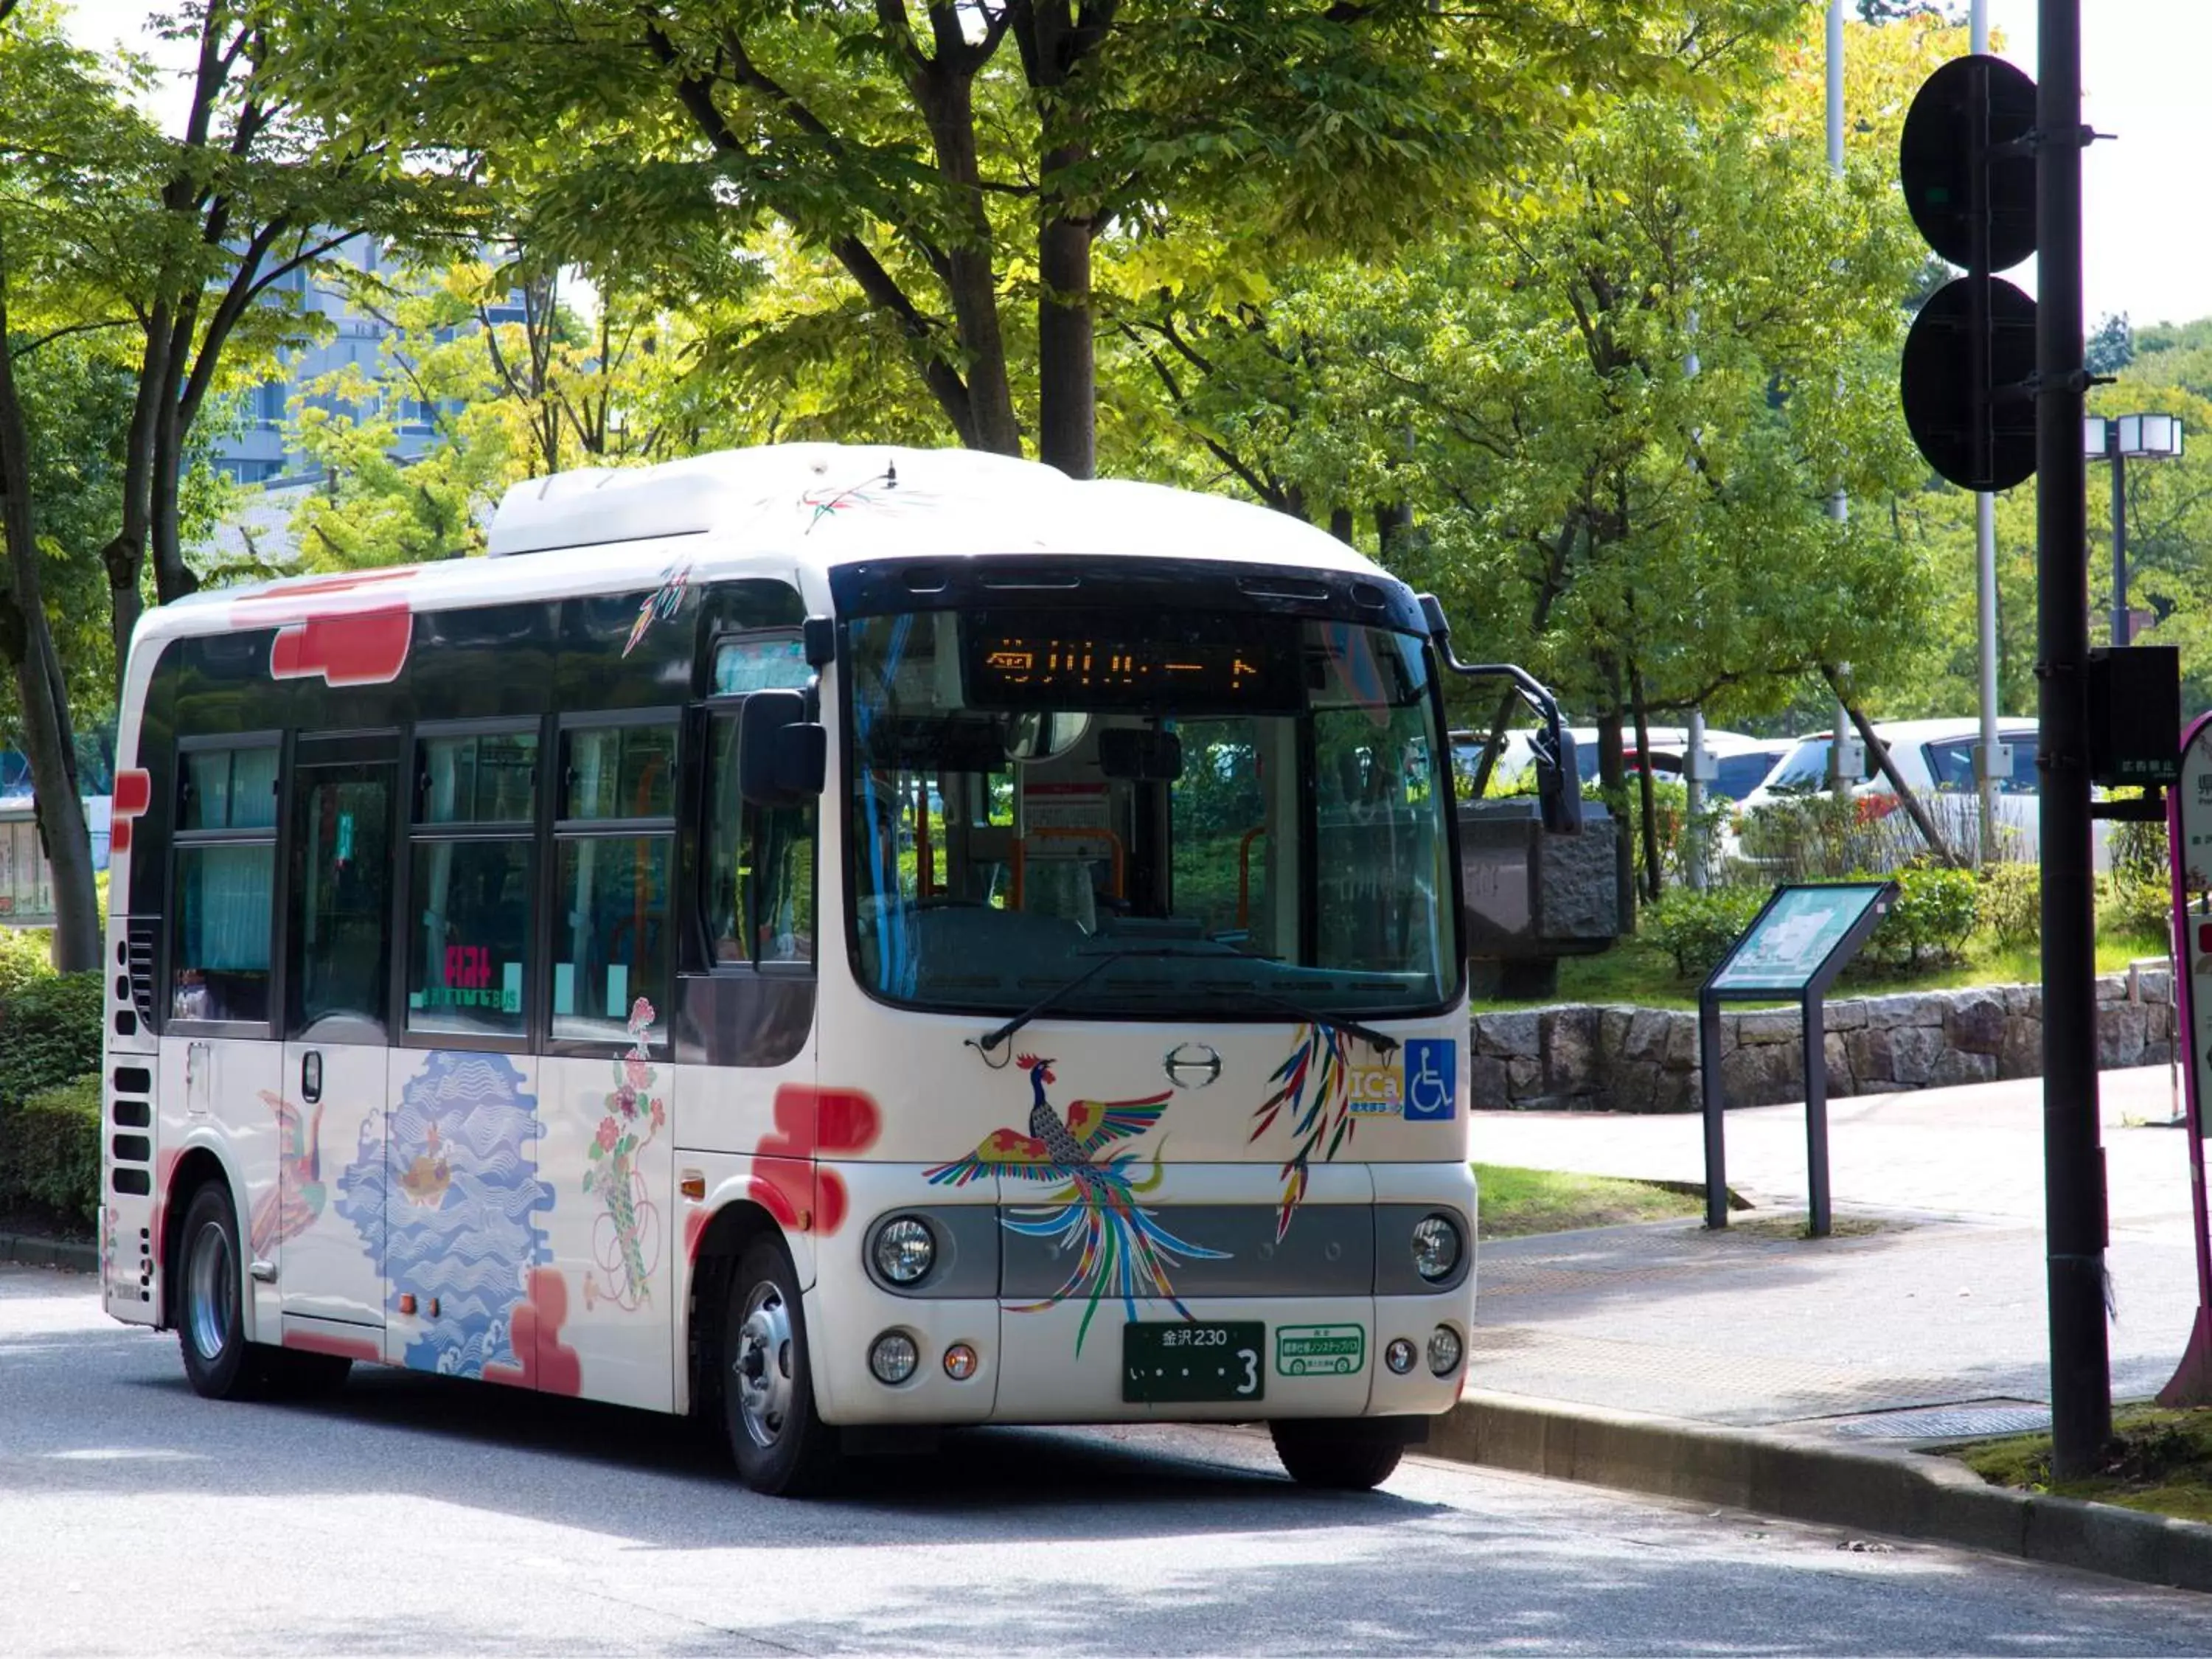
[1236,824,1269,928]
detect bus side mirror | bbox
[738,689,826,807]
[1535,728,1584,836]
[1417,590,1582,836]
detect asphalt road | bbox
[7,1266,2212,1656]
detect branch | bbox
[16,318,134,359]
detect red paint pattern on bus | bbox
[268,605,413,686]
[483,1267,582,1395]
[282,1326,383,1363]
[746,1085,882,1236]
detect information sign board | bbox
[1708,883,1893,996]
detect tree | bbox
[1091,21,1938,905]
[288,0,1798,479]
[2086,311,2135,377]
[287,256,700,565]
[2,0,470,965]
[0,1,140,966]
[70,3,478,681]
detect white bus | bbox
[97,444,1576,1494]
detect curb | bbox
[1426,1390,2212,1595]
[0,1231,97,1273]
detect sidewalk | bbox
[1434,1063,2212,1589]
[1467,1063,2202,1436]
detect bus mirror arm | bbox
[1416,592,1583,836]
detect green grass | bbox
[1474,1162,1705,1238]
[1956,1405,2212,1525]
[1472,928,2171,1015]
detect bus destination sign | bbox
[964,615,1298,711]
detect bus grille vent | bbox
[125,919,159,1026]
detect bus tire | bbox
[1269,1419,1404,1491]
[722,1237,841,1496]
[175,1183,263,1402]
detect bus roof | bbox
[139,445,1383,655]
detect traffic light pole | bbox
[2037,0,2112,1481]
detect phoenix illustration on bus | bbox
[97,444,1581,1494]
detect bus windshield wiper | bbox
[966,946,1239,1060]
[1172,982,1402,1054]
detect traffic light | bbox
[1899,54,2040,491]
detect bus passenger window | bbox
[552,720,676,1044]
[408,840,533,1040]
[170,743,279,1025]
[706,713,815,967]
[408,726,537,1042]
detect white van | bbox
[1455,726,1784,803]
[1728,717,2048,866]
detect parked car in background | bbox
[1725,717,2053,870]
[1454,726,1781,802]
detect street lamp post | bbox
[2084,414,2185,644]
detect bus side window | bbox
[706,712,815,969]
[171,742,279,1026]
[406,728,537,1043]
[552,720,677,1045]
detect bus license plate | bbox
[1122,1321,1265,1404]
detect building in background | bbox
[209,235,525,488]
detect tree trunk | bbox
[1467,688,1518,799]
[0,265,100,970]
[914,67,1021,459]
[1374,501,1413,562]
[1595,659,1634,928]
[1037,167,1093,478]
[1821,666,1961,868]
[100,313,167,713]
[1328,506,1354,545]
[1630,661,1663,902]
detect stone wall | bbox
[1469,966,2178,1113]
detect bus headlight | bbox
[1427,1324,1464,1377]
[869,1330,919,1385]
[1411,1214,1461,1282]
[872,1217,936,1285]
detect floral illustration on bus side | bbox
[925,1054,1228,1354]
[1248,1022,1390,1240]
[334,1051,554,1380]
[250,1090,326,1259]
[583,997,664,1312]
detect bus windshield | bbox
[845,608,1457,1019]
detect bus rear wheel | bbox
[176,1183,262,1402]
[1270,1419,1405,1491]
[721,1237,841,1497]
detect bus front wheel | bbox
[721,1237,842,1497]
[1270,1419,1405,1491]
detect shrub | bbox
[1980,860,2042,949]
[0,1072,100,1226]
[0,928,55,1003]
[2100,870,2172,945]
[1870,865,1980,970]
[1641,885,1765,981]
[0,972,105,1111]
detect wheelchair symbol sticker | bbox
[1402,1039,1456,1121]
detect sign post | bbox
[1700,882,1898,1237]
[2159,715,2212,1406]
